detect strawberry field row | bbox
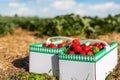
[0,13,120,37]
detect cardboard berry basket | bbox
[59,40,118,80]
[29,36,74,77]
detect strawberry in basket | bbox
[66,39,106,56]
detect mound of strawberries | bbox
[67,39,106,56]
[42,43,63,48]
[42,39,106,56]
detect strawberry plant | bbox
[0,22,15,37]
[3,73,57,80]
[0,13,120,37]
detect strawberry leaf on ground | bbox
[3,73,57,80]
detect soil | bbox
[0,28,120,80]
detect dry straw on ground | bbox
[0,28,120,79]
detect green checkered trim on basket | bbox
[59,42,117,62]
[59,54,95,62]
[30,42,66,54]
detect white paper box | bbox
[30,52,59,77]
[29,42,65,77]
[59,42,118,80]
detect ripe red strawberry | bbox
[100,43,105,48]
[68,51,75,54]
[43,43,48,47]
[70,44,77,51]
[79,50,86,55]
[87,51,93,56]
[98,44,103,50]
[57,44,63,48]
[73,45,82,53]
[81,44,86,48]
[73,39,80,45]
[82,45,90,53]
[94,43,99,47]
[48,43,57,48]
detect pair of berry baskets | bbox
[29,36,118,80]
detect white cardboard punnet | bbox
[59,42,118,80]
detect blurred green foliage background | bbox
[0,13,120,38]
